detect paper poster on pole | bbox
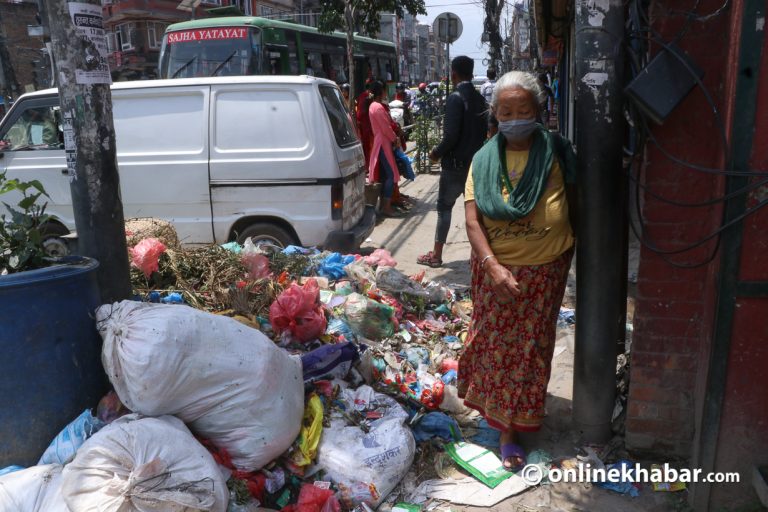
[68,2,112,85]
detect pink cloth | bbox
[367,101,400,184]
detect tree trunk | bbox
[345,2,356,111]
[44,0,132,303]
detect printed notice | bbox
[68,2,112,84]
[62,112,77,181]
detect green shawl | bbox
[471,126,575,221]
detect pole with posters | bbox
[43,0,132,303]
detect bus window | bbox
[266,48,287,74]
[159,27,261,78]
[328,53,347,83]
[285,30,300,74]
[306,52,325,78]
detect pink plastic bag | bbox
[269,278,328,342]
[129,238,166,278]
[241,238,272,280]
[364,248,397,267]
[283,484,339,512]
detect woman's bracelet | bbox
[480,254,496,268]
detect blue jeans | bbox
[379,149,395,199]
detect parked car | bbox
[0,76,375,252]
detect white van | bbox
[0,76,375,252]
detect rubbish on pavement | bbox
[375,267,427,297]
[344,260,377,287]
[318,253,356,280]
[160,291,184,304]
[129,238,167,278]
[270,279,328,343]
[37,409,104,466]
[444,442,514,489]
[0,464,68,512]
[392,503,421,512]
[343,293,396,341]
[594,459,641,497]
[301,342,359,383]
[410,412,461,443]
[364,249,397,268]
[290,394,324,468]
[651,464,686,492]
[467,419,501,450]
[242,239,272,280]
[283,483,340,512]
[97,300,304,471]
[316,386,415,508]
[557,307,575,327]
[61,414,228,511]
[408,476,530,507]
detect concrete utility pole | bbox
[44,0,132,303]
[572,0,626,443]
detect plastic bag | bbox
[316,387,415,507]
[364,249,397,268]
[290,394,324,468]
[344,260,376,287]
[318,253,356,280]
[375,267,427,296]
[98,301,304,472]
[0,464,69,512]
[283,484,340,512]
[38,409,104,465]
[343,293,396,341]
[301,342,359,383]
[269,279,328,343]
[326,317,357,342]
[242,238,272,280]
[129,238,166,278]
[61,414,228,511]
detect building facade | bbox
[0,0,48,105]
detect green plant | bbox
[0,170,51,274]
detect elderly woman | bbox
[459,71,577,470]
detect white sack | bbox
[0,464,68,512]
[61,414,228,511]
[97,301,304,471]
[316,386,415,507]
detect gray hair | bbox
[490,71,545,110]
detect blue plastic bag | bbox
[326,317,357,342]
[0,466,24,477]
[595,459,641,497]
[411,412,462,443]
[301,342,360,383]
[317,253,356,280]
[161,292,184,304]
[468,419,501,450]
[38,409,104,465]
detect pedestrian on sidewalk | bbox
[417,56,487,268]
[459,71,578,471]
[367,81,402,218]
[480,68,497,105]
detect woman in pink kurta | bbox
[368,81,401,217]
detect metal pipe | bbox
[572,0,626,443]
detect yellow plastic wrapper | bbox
[291,394,324,467]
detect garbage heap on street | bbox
[0,220,644,511]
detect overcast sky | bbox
[417,0,499,76]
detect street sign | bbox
[433,12,462,44]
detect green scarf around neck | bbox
[472,126,560,221]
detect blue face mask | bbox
[498,118,538,142]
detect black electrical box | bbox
[624,44,704,125]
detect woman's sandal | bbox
[500,443,527,472]
[417,251,443,268]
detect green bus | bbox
[158,17,398,92]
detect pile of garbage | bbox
[1,232,533,512]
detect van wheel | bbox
[236,223,297,249]
[40,223,71,258]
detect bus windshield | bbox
[158,27,262,79]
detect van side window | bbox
[0,106,62,151]
[319,85,357,147]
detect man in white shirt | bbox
[480,68,497,104]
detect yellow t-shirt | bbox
[465,149,574,266]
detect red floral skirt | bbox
[458,248,573,432]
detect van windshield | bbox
[319,85,358,147]
[158,27,262,79]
